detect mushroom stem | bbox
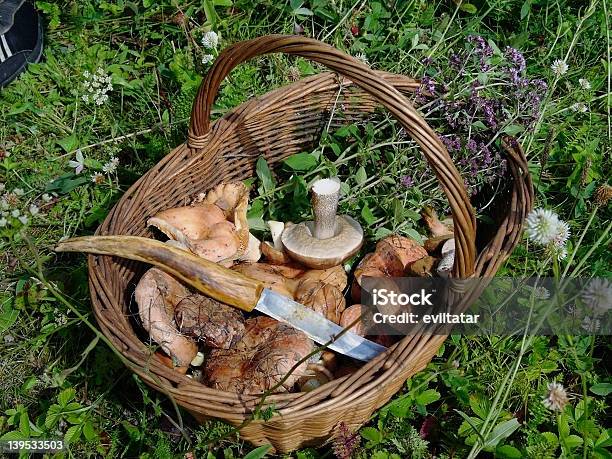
[311,178,341,240]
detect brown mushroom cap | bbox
[134,268,197,371]
[281,215,363,269]
[294,279,346,324]
[204,316,314,394]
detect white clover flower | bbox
[82,68,113,105]
[42,193,52,202]
[551,59,568,76]
[355,53,368,65]
[570,102,588,113]
[11,209,20,218]
[91,173,105,185]
[578,78,591,90]
[581,316,601,333]
[551,220,570,247]
[201,31,219,49]
[542,381,569,411]
[29,204,39,216]
[525,208,566,246]
[18,215,28,225]
[68,150,85,174]
[0,198,8,210]
[581,278,612,316]
[201,54,214,65]
[0,217,7,227]
[0,183,4,192]
[13,188,24,196]
[102,157,119,174]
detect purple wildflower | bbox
[466,139,478,152]
[401,175,414,188]
[421,76,436,95]
[423,56,433,66]
[450,53,462,70]
[468,35,493,71]
[441,134,461,152]
[505,46,526,72]
[332,422,360,459]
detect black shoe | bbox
[0,1,44,88]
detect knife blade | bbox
[55,235,387,361]
[255,289,386,361]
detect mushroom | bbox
[231,262,305,298]
[148,204,240,265]
[297,265,348,292]
[282,178,363,269]
[422,206,454,237]
[204,316,314,394]
[174,294,245,349]
[351,235,428,302]
[294,279,346,324]
[298,363,334,392]
[134,268,197,372]
[406,255,437,277]
[339,303,367,336]
[437,250,455,277]
[261,221,292,265]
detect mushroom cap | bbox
[281,215,363,269]
[148,204,226,245]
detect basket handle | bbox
[188,34,477,277]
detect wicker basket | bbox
[88,35,533,453]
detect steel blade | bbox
[255,289,386,361]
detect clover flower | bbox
[102,156,119,174]
[570,102,588,113]
[581,316,601,333]
[0,183,4,192]
[551,59,568,76]
[82,68,113,105]
[13,188,24,196]
[42,193,53,203]
[525,208,569,247]
[29,205,39,216]
[17,215,28,225]
[400,175,414,188]
[91,173,105,185]
[581,278,612,316]
[355,53,368,65]
[201,54,214,65]
[201,31,218,49]
[11,209,20,218]
[578,78,591,90]
[543,381,569,411]
[68,150,85,174]
[0,217,7,227]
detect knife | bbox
[55,235,387,361]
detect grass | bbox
[0,0,610,458]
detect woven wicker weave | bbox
[87,35,533,453]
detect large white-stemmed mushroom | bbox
[281,178,363,269]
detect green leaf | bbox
[82,421,97,442]
[355,166,367,185]
[361,204,376,225]
[283,153,318,171]
[590,383,612,396]
[469,393,491,419]
[64,424,82,444]
[45,405,62,429]
[243,445,272,459]
[564,434,584,449]
[0,301,19,333]
[520,0,532,19]
[256,157,275,194]
[484,418,520,450]
[360,427,383,445]
[541,431,559,447]
[58,388,76,407]
[415,389,440,406]
[19,411,30,437]
[502,124,525,136]
[57,134,79,153]
[294,7,313,16]
[459,3,477,14]
[496,445,522,458]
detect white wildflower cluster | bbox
[578,78,591,90]
[525,208,570,260]
[355,52,368,65]
[53,308,69,326]
[201,31,218,65]
[0,186,44,229]
[570,102,588,113]
[67,149,119,185]
[542,381,569,412]
[82,68,113,105]
[581,278,612,317]
[550,59,568,76]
